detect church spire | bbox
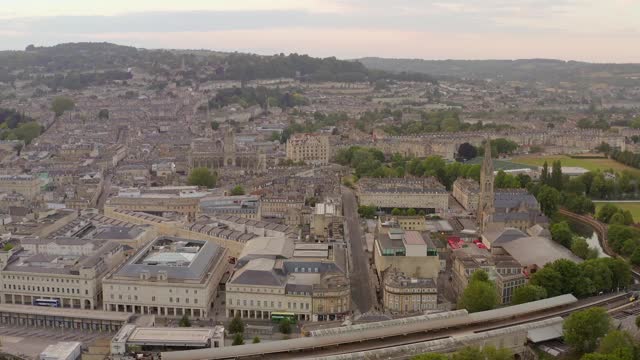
[477,138,495,231]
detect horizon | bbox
[9,42,640,65]
[2,0,640,63]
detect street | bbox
[342,186,374,314]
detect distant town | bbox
[0,43,640,360]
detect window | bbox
[169,297,173,303]
[194,299,198,304]
[152,296,156,302]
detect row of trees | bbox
[608,225,640,265]
[379,111,514,136]
[530,258,631,298]
[549,221,599,260]
[207,86,309,110]
[597,203,634,225]
[609,148,640,171]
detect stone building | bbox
[382,268,438,314]
[0,175,42,200]
[286,133,331,165]
[452,178,480,212]
[374,228,440,280]
[357,177,448,213]
[0,237,126,310]
[225,239,350,322]
[189,128,266,172]
[451,249,526,304]
[102,236,228,319]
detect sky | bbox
[1,0,640,62]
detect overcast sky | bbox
[2,0,640,62]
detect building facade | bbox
[102,236,229,319]
[286,133,330,165]
[0,175,42,200]
[452,178,480,212]
[382,268,438,314]
[0,237,126,310]
[357,178,448,213]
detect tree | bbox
[550,221,573,248]
[51,96,75,117]
[512,285,547,305]
[230,185,245,196]
[530,266,564,297]
[457,142,477,160]
[98,109,109,120]
[211,121,220,130]
[228,315,245,334]
[358,205,377,219]
[188,167,217,188]
[536,185,561,217]
[563,307,610,353]
[572,237,598,260]
[597,330,635,360]
[458,270,498,313]
[632,248,640,265]
[279,318,292,334]
[252,336,261,344]
[391,208,402,216]
[179,314,191,327]
[541,161,549,185]
[232,333,244,346]
[550,160,563,190]
[406,208,417,216]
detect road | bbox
[341,186,374,314]
[96,172,113,212]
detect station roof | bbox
[0,304,132,322]
[128,327,220,346]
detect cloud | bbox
[1,0,639,61]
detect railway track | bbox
[558,209,640,280]
[163,293,629,360]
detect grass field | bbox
[511,155,640,177]
[595,202,640,222]
[465,157,538,171]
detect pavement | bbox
[0,326,111,359]
[341,186,374,314]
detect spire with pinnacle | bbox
[477,138,495,230]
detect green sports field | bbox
[511,155,640,177]
[594,202,640,222]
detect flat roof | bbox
[0,304,132,321]
[40,342,81,359]
[403,231,425,246]
[294,243,329,251]
[528,320,564,343]
[293,250,329,258]
[128,327,218,346]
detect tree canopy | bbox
[458,270,498,313]
[512,284,547,305]
[563,307,610,353]
[51,96,75,117]
[230,185,246,196]
[188,167,217,188]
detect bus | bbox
[271,312,297,323]
[33,299,60,307]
